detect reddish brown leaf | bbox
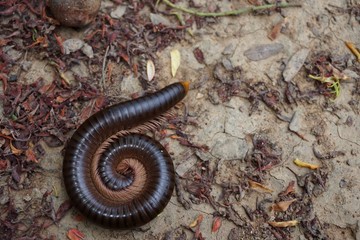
[133,63,139,77]
[0,133,13,140]
[54,33,64,54]
[272,199,297,212]
[95,96,106,109]
[72,213,85,222]
[0,5,17,16]
[120,52,130,65]
[67,228,85,240]
[0,73,8,91]
[11,164,22,183]
[107,62,114,83]
[25,148,38,163]
[248,180,273,193]
[193,47,204,64]
[85,29,102,41]
[268,18,286,41]
[279,181,295,196]
[211,217,222,233]
[0,39,11,47]
[0,159,8,170]
[38,83,54,94]
[56,200,72,221]
[56,95,69,103]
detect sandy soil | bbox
[1,0,360,239]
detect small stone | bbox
[196,93,204,99]
[33,188,43,199]
[81,43,94,58]
[339,179,347,188]
[121,74,142,94]
[4,47,22,61]
[48,0,101,27]
[110,5,127,19]
[283,48,310,82]
[71,62,90,78]
[63,38,85,55]
[194,149,216,162]
[191,0,207,7]
[298,235,307,240]
[21,61,32,71]
[100,0,114,9]
[223,43,236,55]
[150,13,172,26]
[23,194,32,202]
[0,195,9,205]
[211,133,249,160]
[176,156,197,177]
[9,75,17,82]
[351,149,357,156]
[222,58,233,71]
[346,159,360,167]
[208,89,220,105]
[343,69,359,80]
[289,110,302,132]
[244,43,284,61]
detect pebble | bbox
[244,43,284,61]
[81,43,94,58]
[194,149,216,162]
[63,38,85,55]
[223,43,236,55]
[0,195,9,205]
[222,58,233,71]
[339,179,347,188]
[150,13,172,26]
[196,92,204,99]
[283,48,310,82]
[211,133,249,161]
[343,69,359,80]
[110,5,127,19]
[175,157,197,177]
[23,194,32,202]
[346,159,360,167]
[289,110,303,133]
[4,47,22,61]
[9,75,17,82]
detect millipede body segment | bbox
[63,82,189,229]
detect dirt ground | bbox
[1,0,360,239]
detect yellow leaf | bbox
[293,158,319,170]
[272,199,297,212]
[170,49,181,77]
[10,142,23,156]
[189,214,203,228]
[248,180,273,193]
[146,59,155,81]
[268,220,298,228]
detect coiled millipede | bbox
[63,82,189,228]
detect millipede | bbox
[63,81,189,229]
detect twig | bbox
[345,41,360,62]
[101,45,110,93]
[161,0,301,17]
